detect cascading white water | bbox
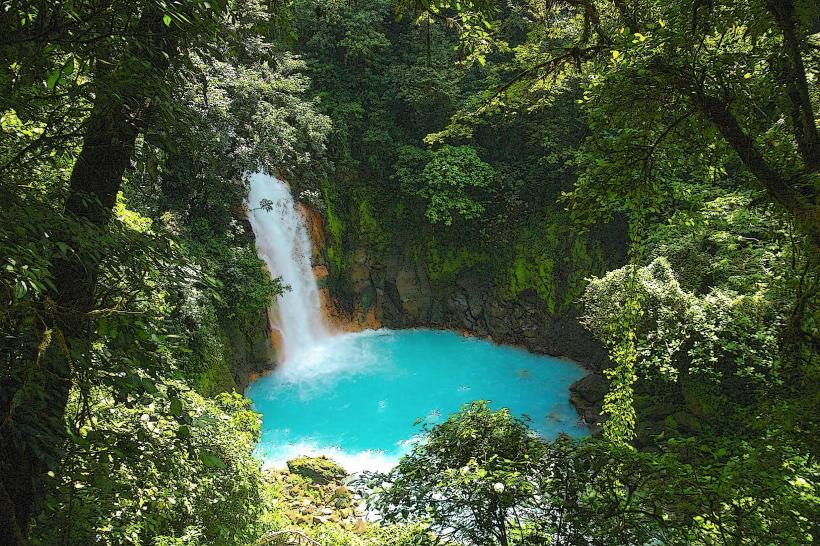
[246,172,328,360]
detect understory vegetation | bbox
[2,0,818,545]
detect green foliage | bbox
[1,1,330,542]
[393,145,433,198]
[412,145,495,226]
[372,401,547,546]
[308,523,437,546]
[581,191,810,437]
[421,239,488,282]
[32,387,264,546]
[4,0,819,543]
[370,404,819,545]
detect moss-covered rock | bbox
[286,456,346,485]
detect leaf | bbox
[170,398,183,417]
[200,451,226,469]
[14,281,27,299]
[163,14,172,27]
[46,69,60,89]
[141,378,158,394]
[62,58,75,77]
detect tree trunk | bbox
[0,99,143,546]
[0,9,174,542]
[766,0,819,172]
[694,92,820,252]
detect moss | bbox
[500,250,557,312]
[558,236,604,314]
[423,238,487,282]
[488,211,610,317]
[321,180,347,273]
[357,194,377,234]
[286,456,346,485]
[197,356,237,397]
[325,246,345,273]
[493,214,561,308]
[354,190,389,251]
[322,183,345,245]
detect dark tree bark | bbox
[766,0,819,172]
[694,91,820,252]
[0,8,176,543]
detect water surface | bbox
[247,328,588,472]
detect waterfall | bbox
[246,172,328,360]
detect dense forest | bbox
[1,0,818,545]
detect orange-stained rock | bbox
[297,202,326,263]
[317,286,382,334]
[313,264,329,280]
[269,324,284,356]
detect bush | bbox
[32,385,264,546]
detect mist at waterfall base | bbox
[246,173,589,473]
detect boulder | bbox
[569,373,609,432]
[286,456,346,485]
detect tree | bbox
[368,404,819,545]
[435,0,819,249]
[408,144,495,226]
[31,389,265,545]
[2,1,334,536]
[371,401,546,546]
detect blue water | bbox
[247,329,588,472]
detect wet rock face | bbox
[395,268,431,320]
[330,248,610,371]
[294,199,618,426]
[228,303,277,393]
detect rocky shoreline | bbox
[273,456,370,530]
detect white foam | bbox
[259,440,408,474]
[264,330,398,399]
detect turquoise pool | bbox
[247,329,588,472]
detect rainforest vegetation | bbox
[1,0,818,544]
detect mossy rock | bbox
[286,456,346,485]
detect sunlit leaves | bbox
[407,144,495,226]
[33,387,264,545]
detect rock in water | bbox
[286,455,346,485]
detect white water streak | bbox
[247,173,328,360]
